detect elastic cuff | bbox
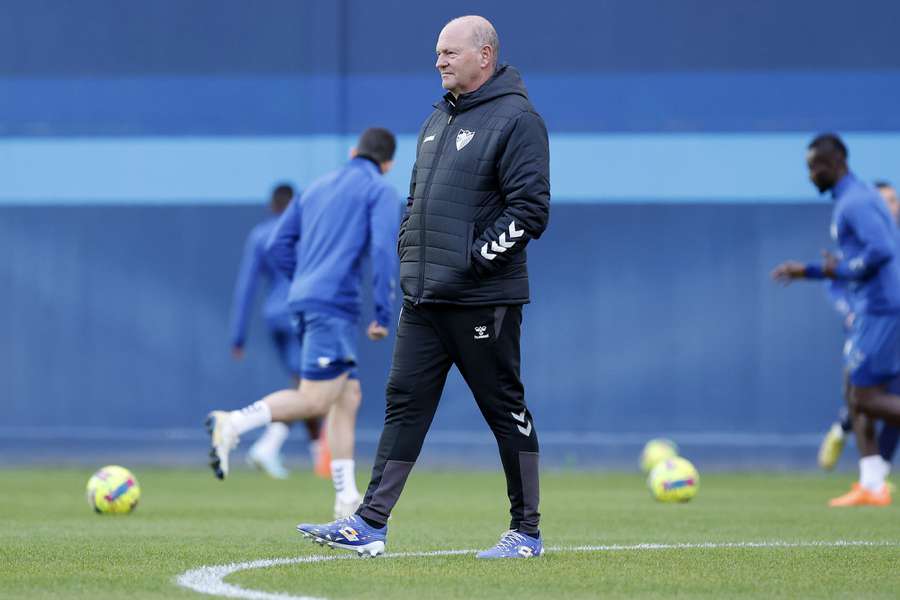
[804,264,824,279]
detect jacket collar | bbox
[831,172,857,200]
[351,156,382,175]
[433,64,528,114]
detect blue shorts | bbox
[844,313,900,387]
[295,312,359,381]
[269,328,302,378]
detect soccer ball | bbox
[85,465,141,514]
[640,438,678,473]
[648,456,699,503]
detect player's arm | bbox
[229,230,263,354]
[806,204,895,280]
[369,184,402,331]
[470,111,551,277]
[264,196,301,280]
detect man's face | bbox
[879,186,900,222]
[806,148,841,194]
[435,23,483,96]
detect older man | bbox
[297,15,550,558]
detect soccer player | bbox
[818,181,900,472]
[773,135,900,506]
[229,183,325,480]
[296,15,550,558]
[207,128,401,518]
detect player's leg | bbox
[298,303,452,556]
[850,387,900,426]
[819,372,851,470]
[247,331,299,479]
[878,424,898,467]
[247,421,292,479]
[208,377,346,479]
[875,377,900,476]
[328,377,364,517]
[442,305,542,558]
[207,313,354,480]
[830,316,897,505]
[283,328,327,472]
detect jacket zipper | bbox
[415,105,457,303]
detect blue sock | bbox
[878,425,899,464]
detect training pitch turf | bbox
[2,467,900,599]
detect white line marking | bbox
[175,540,896,600]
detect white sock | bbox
[860,455,887,491]
[332,459,360,502]
[229,401,272,436]
[252,422,289,456]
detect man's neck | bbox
[451,70,494,99]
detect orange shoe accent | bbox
[314,428,331,479]
[829,483,892,507]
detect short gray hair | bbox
[472,22,499,65]
[447,16,500,66]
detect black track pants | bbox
[358,301,540,534]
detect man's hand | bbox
[367,321,389,341]
[231,346,245,360]
[771,261,806,285]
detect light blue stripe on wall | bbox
[2,133,899,204]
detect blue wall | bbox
[2,0,897,466]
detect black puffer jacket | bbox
[398,64,550,306]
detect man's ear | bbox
[481,46,493,68]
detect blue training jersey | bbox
[825,279,852,323]
[266,157,402,327]
[807,173,900,315]
[229,217,293,348]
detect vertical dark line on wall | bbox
[336,0,348,158]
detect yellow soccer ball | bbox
[648,456,699,503]
[640,438,678,473]
[86,465,141,514]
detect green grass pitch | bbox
[2,467,900,599]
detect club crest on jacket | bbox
[456,129,475,151]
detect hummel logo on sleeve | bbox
[481,221,525,260]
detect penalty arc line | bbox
[175,540,897,600]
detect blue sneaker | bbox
[476,530,543,559]
[296,514,387,557]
